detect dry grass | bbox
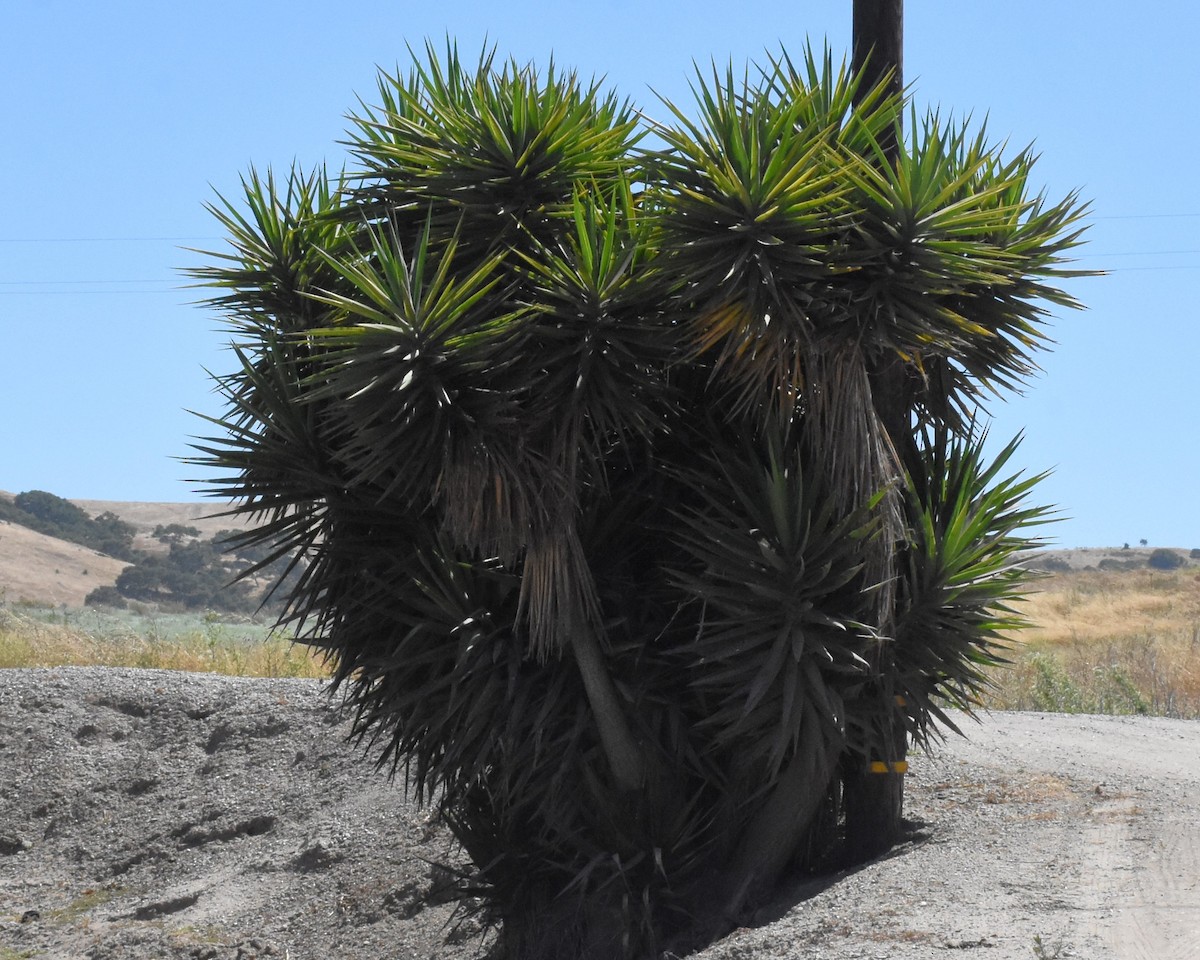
[3,566,1198,715]
[984,568,1200,718]
[0,605,330,679]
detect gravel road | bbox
[2,667,1197,960]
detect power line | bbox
[1099,264,1200,272]
[0,236,222,243]
[1089,249,1200,258]
[7,259,1200,292]
[1093,213,1200,220]
[0,209,1194,245]
[0,289,183,296]
[4,250,1193,284]
[0,279,172,286]
[3,226,1200,292]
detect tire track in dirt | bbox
[1082,801,1200,959]
[950,713,1200,959]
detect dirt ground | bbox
[2,667,1197,960]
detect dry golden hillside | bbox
[986,560,1200,717]
[0,492,252,607]
[0,520,130,607]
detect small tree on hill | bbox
[153,523,202,544]
[12,490,91,529]
[92,511,138,560]
[192,44,1087,959]
[1,492,137,561]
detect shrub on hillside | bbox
[84,585,127,609]
[153,523,202,543]
[1099,558,1142,572]
[1026,556,1072,573]
[0,491,138,561]
[92,511,138,559]
[1147,548,1186,571]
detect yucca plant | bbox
[191,41,1089,959]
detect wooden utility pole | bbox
[852,0,907,451]
[852,0,904,108]
[844,0,908,863]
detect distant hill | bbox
[0,491,258,609]
[1024,546,1199,573]
[2,489,1196,609]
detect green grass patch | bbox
[984,637,1197,718]
[46,886,121,925]
[987,651,1151,715]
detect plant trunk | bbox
[571,616,647,794]
[716,703,842,919]
[500,894,633,960]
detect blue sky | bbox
[2,2,1197,549]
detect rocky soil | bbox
[2,667,1198,959]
